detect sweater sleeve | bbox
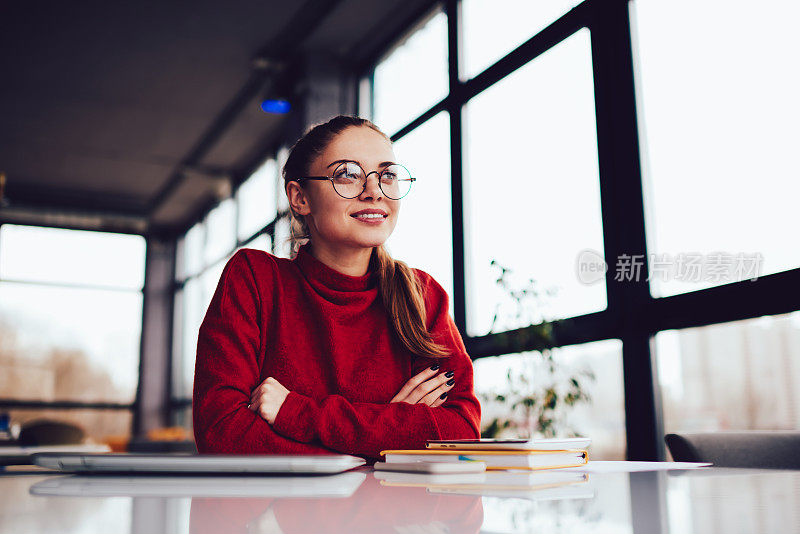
[192,249,335,455]
[271,269,482,459]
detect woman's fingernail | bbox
[446,378,455,386]
[430,364,440,371]
[444,370,454,378]
[440,392,448,399]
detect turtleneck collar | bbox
[293,242,377,293]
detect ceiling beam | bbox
[0,204,148,235]
[5,181,149,216]
[146,0,345,223]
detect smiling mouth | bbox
[350,213,388,219]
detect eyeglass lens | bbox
[331,162,413,199]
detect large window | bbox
[388,111,454,314]
[632,0,800,298]
[237,159,278,241]
[0,225,145,440]
[474,339,625,460]
[372,9,448,136]
[464,28,605,337]
[172,158,280,407]
[360,0,800,461]
[363,1,621,454]
[657,312,800,434]
[462,0,581,78]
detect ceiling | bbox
[0,0,437,235]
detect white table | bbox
[0,462,797,533]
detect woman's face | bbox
[290,126,401,251]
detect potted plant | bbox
[479,260,595,439]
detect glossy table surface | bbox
[1,463,798,533]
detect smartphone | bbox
[373,461,487,474]
[426,437,591,451]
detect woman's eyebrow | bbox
[326,159,396,168]
[326,159,355,168]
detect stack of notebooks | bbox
[380,437,590,471]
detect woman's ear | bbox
[286,181,312,216]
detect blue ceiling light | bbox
[253,58,294,115]
[260,99,291,114]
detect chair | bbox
[18,419,86,446]
[665,431,800,469]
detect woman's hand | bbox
[248,377,290,424]
[390,364,455,407]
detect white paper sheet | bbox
[560,461,712,473]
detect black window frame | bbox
[355,0,800,460]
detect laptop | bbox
[31,453,365,475]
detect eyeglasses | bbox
[297,161,416,200]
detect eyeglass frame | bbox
[295,161,416,200]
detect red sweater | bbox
[193,242,481,460]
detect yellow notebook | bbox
[379,449,589,471]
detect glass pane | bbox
[201,257,229,314]
[474,339,625,460]
[183,222,205,278]
[632,1,800,298]
[241,233,272,254]
[0,284,142,403]
[0,225,145,290]
[179,277,204,400]
[657,311,800,434]
[373,10,448,136]
[171,287,186,398]
[237,159,278,241]
[462,0,580,79]
[388,112,454,317]
[174,235,186,281]
[277,146,290,212]
[464,29,605,336]
[273,216,292,258]
[203,198,236,265]
[175,257,231,400]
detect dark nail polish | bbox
[446,378,455,386]
[430,364,440,371]
[440,392,448,399]
[444,370,454,378]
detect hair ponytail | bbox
[282,115,450,359]
[370,244,450,358]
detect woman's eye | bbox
[333,170,358,183]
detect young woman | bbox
[193,115,481,460]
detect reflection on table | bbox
[1,466,799,533]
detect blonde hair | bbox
[281,115,450,359]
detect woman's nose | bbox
[359,172,383,200]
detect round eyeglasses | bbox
[297,161,415,200]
